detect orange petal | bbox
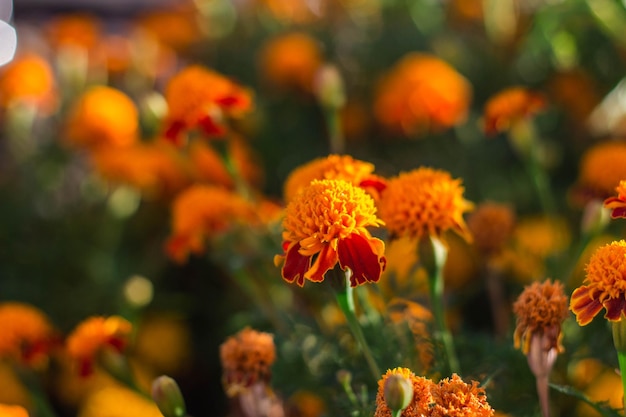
[603,297,626,321]
[337,233,385,287]
[571,286,603,326]
[305,244,338,283]
[282,242,311,287]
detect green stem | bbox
[391,411,402,417]
[612,320,626,412]
[617,351,626,414]
[325,108,345,154]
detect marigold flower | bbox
[378,167,473,242]
[65,86,139,151]
[0,302,56,368]
[135,6,200,51]
[0,53,57,112]
[46,13,101,51]
[0,404,29,417]
[430,374,494,417]
[283,154,386,202]
[163,65,252,144]
[66,316,133,376]
[258,32,323,93]
[165,185,257,263]
[576,140,626,200]
[482,87,546,136]
[373,367,434,417]
[571,240,626,325]
[275,179,386,287]
[78,385,162,417]
[219,327,275,397]
[468,202,516,256]
[374,53,472,136]
[513,279,569,354]
[603,180,626,219]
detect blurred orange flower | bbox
[135,5,201,51]
[46,13,102,51]
[576,140,626,200]
[66,316,132,377]
[374,53,472,136]
[65,86,139,151]
[467,201,516,256]
[78,385,162,417]
[483,87,546,135]
[374,367,433,417]
[275,179,386,287]
[0,404,29,417]
[163,65,253,144]
[0,302,57,368]
[604,180,626,219]
[430,374,493,417]
[0,53,57,113]
[258,32,323,94]
[165,184,257,263]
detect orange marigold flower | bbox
[373,367,434,417]
[46,13,101,51]
[135,6,201,51]
[0,404,29,417]
[430,374,494,417]
[374,53,472,136]
[65,86,139,151]
[163,65,253,144]
[219,327,275,397]
[570,240,626,325]
[0,302,56,368]
[513,279,569,354]
[258,32,323,93]
[467,202,516,256]
[482,87,546,136]
[275,179,386,287]
[378,167,473,242]
[603,180,626,219]
[165,185,257,263]
[576,140,626,200]
[0,53,57,112]
[66,316,132,377]
[283,154,386,203]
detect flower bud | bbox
[152,375,187,417]
[383,374,414,413]
[314,64,346,110]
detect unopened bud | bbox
[336,369,352,387]
[581,198,610,236]
[384,374,413,413]
[314,64,346,110]
[152,375,187,417]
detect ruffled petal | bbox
[570,286,603,326]
[603,297,626,321]
[337,233,385,287]
[282,242,311,287]
[305,244,338,283]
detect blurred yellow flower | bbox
[0,404,29,417]
[430,374,493,417]
[66,316,133,377]
[576,140,626,200]
[275,179,386,287]
[219,327,276,397]
[467,201,516,256]
[378,167,473,243]
[482,87,546,136]
[65,86,139,151]
[78,385,161,417]
[576,365,624,417]
[571,240,626,326]
[0,53,57,113]
[374,367,433,417]
[374,53,472,136]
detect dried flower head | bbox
[275,179,386,287]
[219,327,276,397]
[283,154,385,203]
[0,302,56,368]
[66,316,133,376]
[163,65,252,143]
[571,240,626,325]
[374,53,472,136]
[467,202,516,256]
[577,141,626,200]
[603,180,626,219]
[378,167,473,242]
[513,279,569,354]
[0,53,57,112]
[374,367,434,417]
[430,374,494,417]
[65,86,139,151]
[482,87,546,135]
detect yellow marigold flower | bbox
[0,53,57,112]
[46,13,101,51]
[430,374,494,417]
[0,404,28,417]
[374,53,472,136]
[378,167,473,242]
[603,180,626,219]
[258,32,323,93]
[283,154,386,203]
[482,87,546,136]
[219,327,275,397]
[571,240,626,325]
[165,184,257,263]
[468,202,516,256]
[0,302,56,368]
[66,316,132,377]
[513,279,569,354]
[163,65,252,144]
[78,385,162,417]
[275,179,386,287]
[576,140,626,200]
[65,86,139,151]
[373,367,434,417]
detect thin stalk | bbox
[616,351,626,413]
[485,263,509,338]
[536,374,551,417]
[325,108,345,154]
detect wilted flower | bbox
[373,367,433,417]
[219,327,275,397]
[467,202,516,256]
[374,53,472,136]
[0,53,57,112]
[66,316,133,376]
[430,374,494,417]
[603,180,626,219]
[274,179,386,287]
[378,167,473,243]
[482,87,546,136]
